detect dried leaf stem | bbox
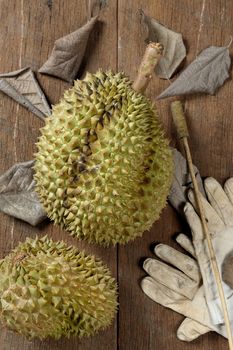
[132,42,163,93]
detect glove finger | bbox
[176,233,196,257]
[224,178,233,206]
[204,177,233,226]
[188,189,225,234]
[143,258,198,299]
[154,244,200,283]
[142,279,216,333]
[177,318,211,341]
[141,276,188,310]
[184,202,203,240]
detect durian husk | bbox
[0,236,117,339]
[34,70,173,245]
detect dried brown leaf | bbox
[39,16,98,83]
[0,67,51,120]
[169,148,205,214]
[223,251,233,289]
[158,46,231,99]
[140,10,186,79]
[0,161,47,225]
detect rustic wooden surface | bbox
[0,0,232,349]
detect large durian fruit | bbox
[34,71,173,245]
[0,236,117,339]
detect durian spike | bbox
[132,42,163,93]
[171,100,233,350]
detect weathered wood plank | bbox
[1,0,233,349]
[118,0,233,349]
[0,1,117,349]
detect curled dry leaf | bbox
[140,10,186,79]
[0,67,51,120]
[0,161,47,226]
[39,16,98,83]
[169,148,205,215]
[158,45,231,99]
[222,251,233,289]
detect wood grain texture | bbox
[0,0,233,349]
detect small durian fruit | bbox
[34,70,173,245]
[0,236,117,339]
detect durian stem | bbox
[171,100,233,350]
[132,42,163,94]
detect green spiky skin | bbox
[0,236,117,339]
[34,71,173,245]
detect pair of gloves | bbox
[141,151,233,341]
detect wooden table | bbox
[0,0,232,349]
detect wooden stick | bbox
[171,100,233,350]
[132,42,163,93]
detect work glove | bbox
[186,177,233,325]
[141,234,217,341]
[141,154,233,340]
